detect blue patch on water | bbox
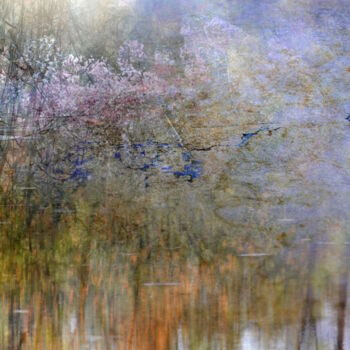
[238,127,280,147]
[173,161,203,181]
[141,164,151,171]
[113,141,203,182]
[72,157,93,167]
[69,168,91,181]
[182,151,192,162]
[53,168,64,175]
[65,141,95,182]
[134,143,143,148]
[160,165,173,173]
[238,131,260,147]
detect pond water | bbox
[1,0,350,349]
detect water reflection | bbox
[1,128,349,349]
[0,233,349,349]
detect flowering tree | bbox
[0,28,214,147]
[14,40,166,131]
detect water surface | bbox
[1,0,350,349]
